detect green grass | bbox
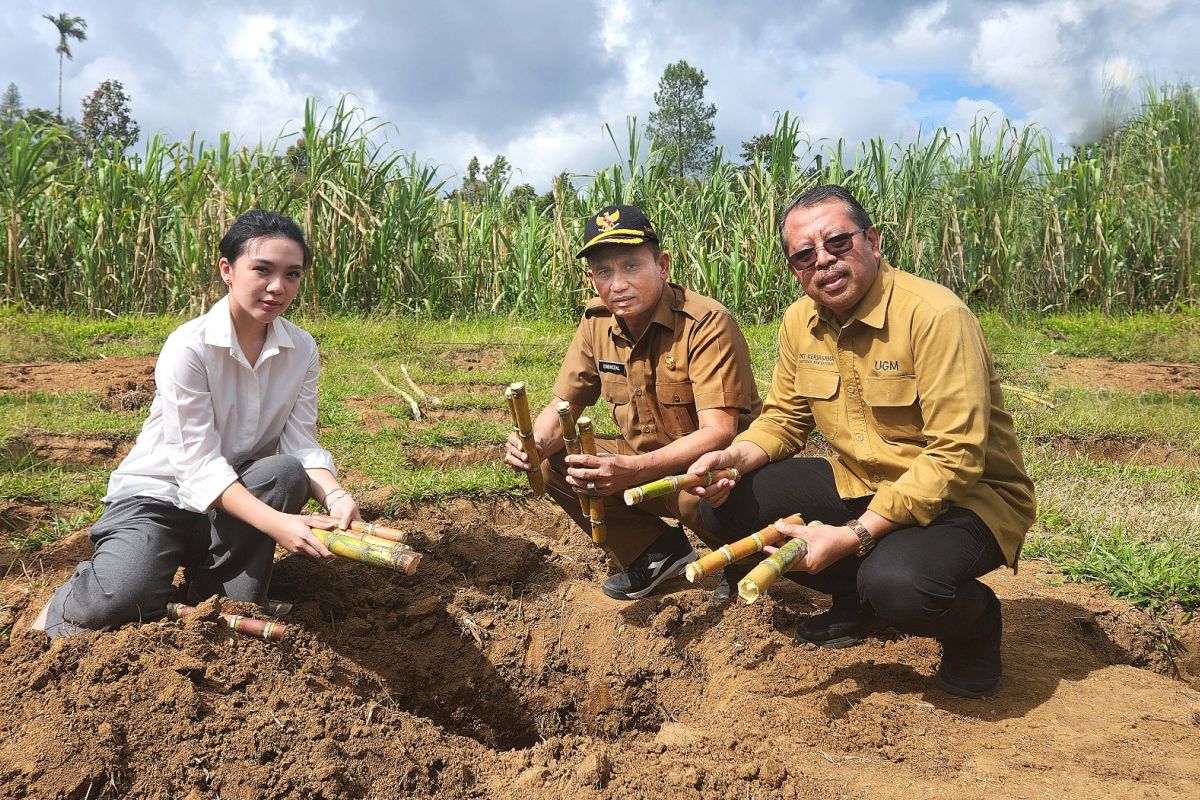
[2,310,1199,612]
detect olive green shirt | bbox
[735,262,1035,566]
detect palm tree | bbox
[42,12,88,120]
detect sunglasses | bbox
[786,226,869,271]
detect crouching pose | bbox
[689,185,1035,697]
[505,204,760,600]
[35,210,359,638]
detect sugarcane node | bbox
[737,536,809,604]
[623,468,740,507]
[505,381,545,496]
[686,513,806,585]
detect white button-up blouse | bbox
[105,296,336,513]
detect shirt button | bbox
[673,395,680,402]
[635,388,643,397]
[871,474,882,482]
[642,425,653,433]
[847,386,858,396]
[854,433,864,442]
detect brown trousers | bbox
[540,435,721,569]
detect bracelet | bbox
[324,488,350,509]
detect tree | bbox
[457,154,512,203]
[646,60,717,177]
[509,182,537,207]
[43,12,88,119]
[80,79,140,153]
[22,107,83,162]
[740,133,774,168]
[1,83,23,129]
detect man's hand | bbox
[503,431,536,474]
[684,449,739,506]
[565,452,642,496]
[269,512,336,559]
[768,520,860,574]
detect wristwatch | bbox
[847,519,875,557]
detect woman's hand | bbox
[269,512,336,559]
[326,491,361,529]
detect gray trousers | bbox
[44,455,309,639]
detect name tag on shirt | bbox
[598,360,627,376]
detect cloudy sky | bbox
[3,0,1198,189]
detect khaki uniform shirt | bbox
[554,282,761,453]
[736,262,1035,566]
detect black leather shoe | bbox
[795,595,884,648]
[602,528,698,601]
[934,592,1003,698]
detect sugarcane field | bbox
[4,6,1200,796]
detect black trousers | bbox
[700,458,1006,643]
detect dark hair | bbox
[777,184,873,256]
[219,209,311,268]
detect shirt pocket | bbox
[601,375,633,433]
[793,368,840,433]
[655,380,698,439]
[862,375,925,443]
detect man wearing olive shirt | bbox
[689,184,1035,698]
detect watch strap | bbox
[847,519,875,557]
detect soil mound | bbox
[2,499,1199,799]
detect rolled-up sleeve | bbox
[734,305,814,459]
[687,310,756,413]
[552,315,603,407]
[868,306,990,526]
[279,342,336,475]
[159,343,239,513]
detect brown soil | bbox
[3,434,133,469]
[0,357,157,396]
[3,355,1200,798]
[2,499,1198,800]
[1050,357,1200,394]
[443,348,504,371]
[342,396,509,434]
[407,444,502,469]
[1041,434,1200,469]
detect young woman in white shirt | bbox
[36,209,358,637]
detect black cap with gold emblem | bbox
[576,204,659,258]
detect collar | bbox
[805,261,895,332]
[201,295,295,352]
[608,282,681,343]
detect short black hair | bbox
[219,209,311,269]
[777,184,873,256]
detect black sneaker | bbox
[602,528,698,601]
[934,592,1002,698]
[711,564,750,605]
[795,594,884,648]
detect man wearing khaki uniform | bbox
[505,204,760,600]
[689,185,1035,697]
